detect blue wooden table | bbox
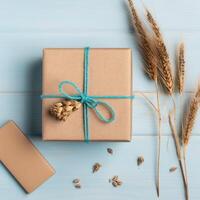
[0,0,200,199]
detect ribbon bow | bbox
[58,80,115,123]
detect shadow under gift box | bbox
[42,48,133,141]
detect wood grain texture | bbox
[0,0,199,199]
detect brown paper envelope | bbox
[43,48,132,141]
[0,121,55,193]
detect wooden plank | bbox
[0,32,199,92]
[0,136,199,199]
[0,94,41,136]
[0,93,199,136]
[0,0,199,32]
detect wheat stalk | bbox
[154,80,161,197]
[167,40,189,199]
[145,9,173,95]
[137,92,158,112]
[176,41,188,196]
[169,111,189,200]
[183,84,200,146]
[177,42,185,94]
[169,112,181,159]
[181,84,200,200]
[127,1,161,197]
[144,8,176,197]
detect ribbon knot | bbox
[83,97,98,109]
[80,95,89,104]
[80,95,97,109]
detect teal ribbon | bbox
[41,47,135,142]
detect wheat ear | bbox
[177,42,185,94]
[182,84,200,200]
[145,9,173,95]
[128,0,158,81]
[183,84,200,146]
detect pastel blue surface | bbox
[0,0,200,199]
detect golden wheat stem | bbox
[170,95,189,200]
[180,159,189,200]
[169,111,189,200]
[181,101,189,200]
[137,92,159,113]
[136,88,161,198]
[183,145,188,185]
[169,111,181,159]
[183,145,189,200]
[135,88,161,197]
[155,80,161,197]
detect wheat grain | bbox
[169,166,177,172]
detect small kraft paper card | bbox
[0,121,55,193]
[42,48,133,141]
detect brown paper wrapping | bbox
[42,48,132,141]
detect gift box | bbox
[42,48,133,141]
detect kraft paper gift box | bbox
[42,48,133,141]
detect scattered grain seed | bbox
[112,181,118,187]
[72,179,80,184]
[116,180,122,186]
[110,176,122,188]
[169,166,177,172]
[74,183,81,189]
[92,163,101,173]
[107,148,113,155]
[137,156,144,166]
[112,176,118,182]
[72,178,81,189]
